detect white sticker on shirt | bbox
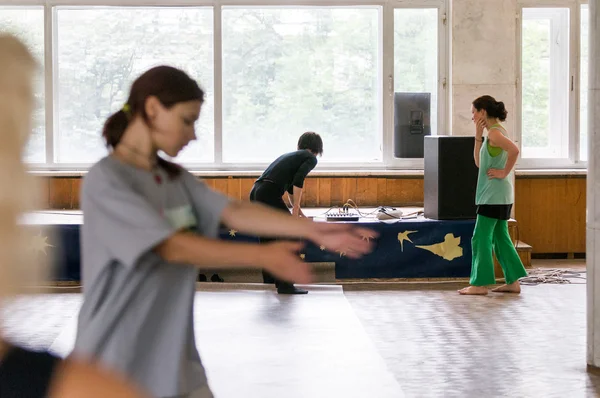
[163,205,197,231]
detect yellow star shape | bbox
[229,229,237,237]
[30,233,54,256]
[320,245,326,251]
[300,254,306,260]
[397,230,418,252]
[361,234,373,242]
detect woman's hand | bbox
[258,222,378,283]
[475,118,486,140]
[308,223,378,259]
[487,168,508,179]
[261,241,312,284]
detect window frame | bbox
[52,4,216,165]
[0,0,449,172]
[218,4,385,168]
[384,0,448,170]
[516,0,588,169]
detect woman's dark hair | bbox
[102,66,204,176]
[472,95,507,122]
[297,131,323,156]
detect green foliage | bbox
[55,8,215,163]
[221,8,380,162]
[522,19,550,149]
[0,7,443,164]
[394,9,438,135]
[8,7,585,164]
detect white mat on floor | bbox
[51,286,403,398]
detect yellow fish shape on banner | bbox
[416,233,463,261]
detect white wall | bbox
[452,0,518,140]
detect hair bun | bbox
[495,101,508,121]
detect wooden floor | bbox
[532,258,587,269]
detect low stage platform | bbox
[20,208,494,282]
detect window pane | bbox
[222,8,381,163]
[580,5,589,162]
[394,8,438,144]
[56,7,214,164]
[0,7,45,163]
[521,8,570,159]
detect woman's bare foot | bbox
[491,281,521,294]
[458,286,489,295]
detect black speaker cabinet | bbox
[424,136,478,220]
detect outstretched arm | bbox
[155,232,310,283]
[220,200,376,257]
[154,200,376,283]
[220,200,315,241]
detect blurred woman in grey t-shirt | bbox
[73,65,377,398]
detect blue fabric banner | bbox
[219,218,476,279]
[32,217,476,281]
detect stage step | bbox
[516,240,532,269]
[196,262,336,284]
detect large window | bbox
[0,2,448,170]
[0,7,45,163]
[521,7,570,160]
[580,4,589,161]
[222,7,381,163]
[3,2,591,170]
[56,7,214,164]
[394,8,438,136]
[518,3,589,167]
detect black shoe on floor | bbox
[198,274,207,282]
[276,284,308,295]
[211,274,224,282]
[262,271,276,284]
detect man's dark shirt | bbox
[256,150,318,195]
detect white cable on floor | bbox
[519,268,586,285]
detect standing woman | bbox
[73,65,375,397]
[0,34,146,398]
[459,95,528,295]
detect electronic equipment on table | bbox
[325,207,360,222]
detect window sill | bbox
[28,168,587,178]
[28,169,426,178]
[515,169,587,177]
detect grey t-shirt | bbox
[73,156,229,397]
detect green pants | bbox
[470,214,527,286]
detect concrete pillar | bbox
[587,0,600,368]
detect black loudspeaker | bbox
[394,92,431,158]
[424,136,478,220]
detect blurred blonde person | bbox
[0,34,147,398]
